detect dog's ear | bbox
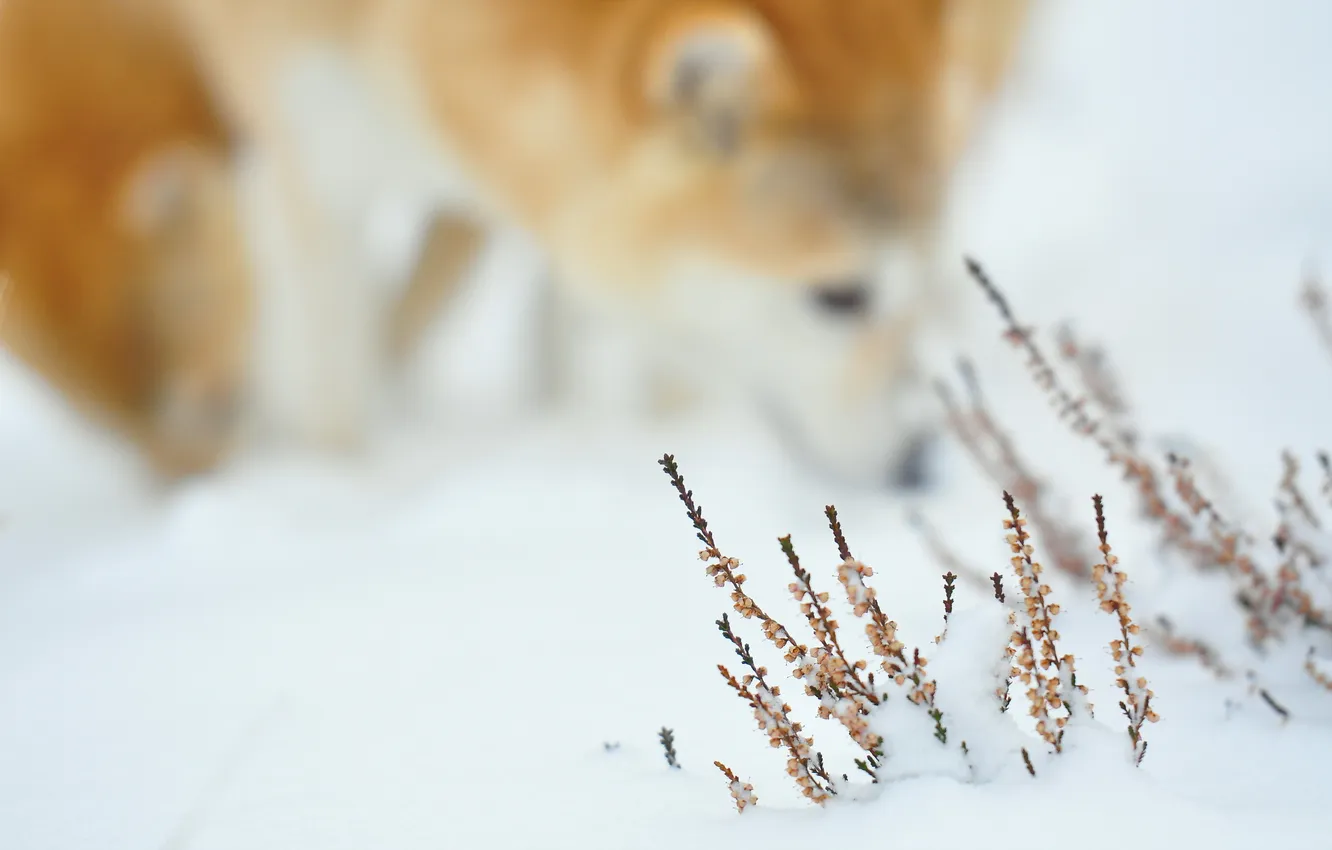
[644,6,778,155]
[938,0,1032,164]
[119,144,213,238]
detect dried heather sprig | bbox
[965,258,1102,438]
[662,457,989,805]
[1304,648,1332,692]
[1318,453,1332,509]
[963,258,1323,673]
[1154,616,1231,678]
[983,573,1015,712]
[995,669,1013,714]
[662,455,848,763]
[832,542,946,735]
[716,614,834,804]
[659,727,680,769]
[1300,271,1332,363]
[935,360,1091,579]
[662,457,900,802]
[1245,671,1292,723]
[1055,322,1137,448]
[1273,452,1332,633]
[911,647,948,744]
[1166,453,1279,645]
[1003,491,1086,750]
[662,455,828,669]
[1006,624,1060,749]
[660,454,723,562]
[963,260,1208,565]
[833,555,902,673]
[969,259,1332,665]
[781,534,884,756]
[1278,451,1322,530]
[822,507,949,746]
[935,572,957,645]
[852,749,883,782]
[1092,495,1159,765]
[715,762,758,813]
[1020,747,1036,777]
[825,505,853,562]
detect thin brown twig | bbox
[936,360,1092,579]
[1299,271,1332,362]
[1092,495,1158,765]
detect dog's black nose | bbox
[811,279,871,316]
[888,432,936,491]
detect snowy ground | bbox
[4,1,1332,848]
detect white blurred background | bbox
[1,1,1331,846]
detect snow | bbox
[3,0,1332,847]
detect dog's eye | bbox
[811,280,870,317]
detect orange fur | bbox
[387,0,1028,290]
[165,0,1032,483]
[0,0,254,477]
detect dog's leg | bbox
[528,279,701,419]
[161,3,390,454]
[238,54,402,453]
[385,213,486,367]
[243,138,379,453]
[529,269,571,410]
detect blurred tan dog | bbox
[0,0,254,477]
[167,0,1032,485]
